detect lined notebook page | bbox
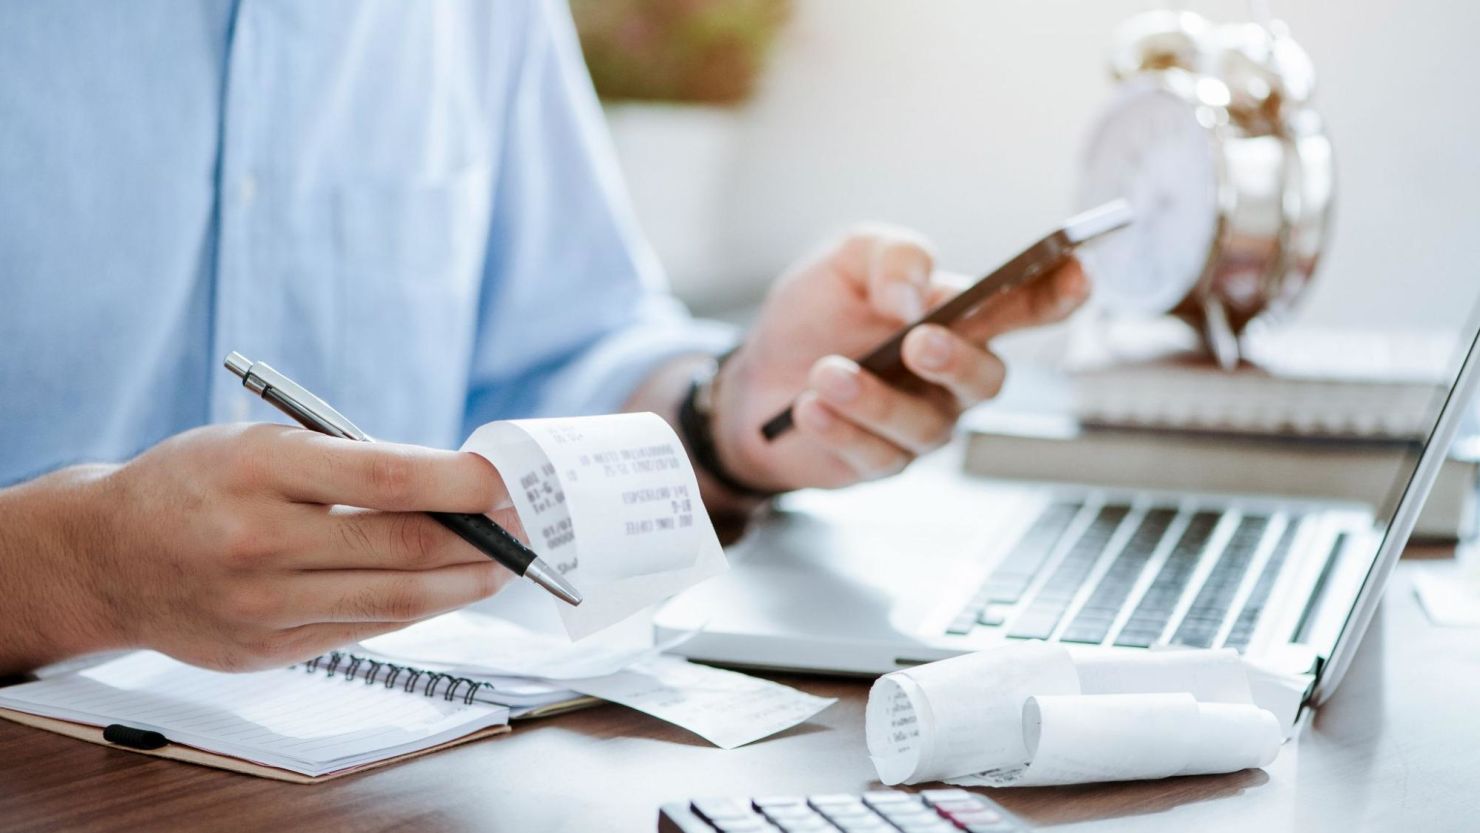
[0,651,508,777]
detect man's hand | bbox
[712,226,1088,493]
[0,424,518,674]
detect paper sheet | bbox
[1412,566,1480,627]
[865,644,1284,788]
[462,413,726,639]
[562,656,836,749]
[360,610,688,680]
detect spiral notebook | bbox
[0,651,513,783]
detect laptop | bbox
[656,312,1480,707]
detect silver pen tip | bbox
[524,558,583,606]
[224,352,253,380]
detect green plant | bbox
[570,0,791,106]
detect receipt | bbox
[865,644,1284,788]
[359,610,688,680]
[562,656,837,749]
[866,643,1078,785]
[463,414,726,639]
[1072,649,1254,703]
[957,694,1279,787]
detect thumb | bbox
[834,226,935,324]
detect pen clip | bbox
[224,352,371,442]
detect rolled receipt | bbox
[1073,648,1255,702]
[462,413,725,640]
[866,644,1285,788]
[866,643,1079,785]
[964,693,1280,787]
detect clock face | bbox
[1077,82,1222,315]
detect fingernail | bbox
[885,282,924,322]
[1061,268,1090,309]
[815,357,861,403]
[798,393,836,431]
[913,328,951,371]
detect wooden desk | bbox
[3,561,1477,832]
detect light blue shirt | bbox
[0,0,732,487]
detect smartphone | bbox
[760,199,1134,442]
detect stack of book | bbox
[964,326,1478,540]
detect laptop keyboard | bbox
[1005,506,1130,640]
[1113,511,1223,648]
[1169,515,1269,648]
[1059,508,1177,645]
[1223,521,1300,652]
[948,501,1296,653]
[978,502,1081,604]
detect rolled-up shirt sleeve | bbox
[462,0,736,433]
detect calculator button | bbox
[692,798,756,823]
[862,790,918,807]
[717,820,776,833]
[962,822,1020,833]
[754,797,808,810]
[878,807,937,826]
[761,805,821,822]
[895,821,956,833]
[949,809,1004,825]
[774,819,833,833]
[835,819,892,833]
[808,794,863,807]
[934,799,991,815]
[919,789,975,806]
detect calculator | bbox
[658,788,1030,832]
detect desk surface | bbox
[2,561,1478,833]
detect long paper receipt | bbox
[865,644,1283,787]
[463,413,726,639]
[563,656,836,749]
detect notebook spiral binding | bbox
[295,651,494,706]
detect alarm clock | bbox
[1076,10,1334,368]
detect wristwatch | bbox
[677,352,777,501]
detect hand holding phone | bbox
[760,200,1133,441]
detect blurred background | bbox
[572,0,1480,335]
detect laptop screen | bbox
[1313,301,1480,700]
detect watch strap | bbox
[677,356,777,501]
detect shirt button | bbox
[239,175,258,206]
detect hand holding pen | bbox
[224,353,581,607]
[23,403,559,673]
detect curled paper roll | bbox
[864,644,1286,788]
[865,643,1079,785]
[981,693,1281,787]
[1074,648,1254,703]
[462,413,725,639]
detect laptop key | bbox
[1113,511,1221,648]
[945,502,1083,636]
[1225,519,1302,652]
[1060,508,1176,645]
[1170,515,1269,648]
[1007,506,1130,640]
[983,502,1083,603]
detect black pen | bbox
[224,352,582,606]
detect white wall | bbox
[616,0,1480,331]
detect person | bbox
[0,1,1086,676]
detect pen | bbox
[223,352,583,607]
